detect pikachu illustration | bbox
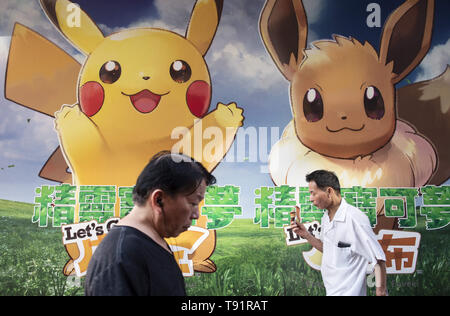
[260,0,449,267]
[6,0,244,276]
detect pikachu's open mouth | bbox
[121,90,168,113]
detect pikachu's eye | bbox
[170,60,191,83]
[99,60,121,84]
[303,88,323,122]
[364,86,385,120]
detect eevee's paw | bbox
[214,102,244,128]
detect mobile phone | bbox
[290,210,296,223]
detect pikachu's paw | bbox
[194,259,217,273]
[214,102,244,128]
[54,104,79,129]
[63,259,76,276]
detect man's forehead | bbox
[188,180,207,198]
[308,181,328,193]
[308,181,318,190]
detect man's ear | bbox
[149,190,164,212]
[326,187,334,197]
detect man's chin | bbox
[171,226,190,238]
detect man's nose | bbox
[191,208,199,220]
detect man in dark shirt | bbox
[85,151,216,296]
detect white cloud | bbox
[0,0,47,34]
[303,0,325,24]
[123,19,185,36]
[153,0,194,30]
[416,38,450,81]
[210,42,285,91]
[0,104,57,162]
[0,36,8,59]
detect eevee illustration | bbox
[260,0,449,266]
[5,0,244,276]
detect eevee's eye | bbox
[364,86,385,120]
[170,60,191,83]
[303,88,323,122]
[99,60,121,84]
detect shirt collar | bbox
[332,198,347,222]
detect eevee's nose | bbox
[142,76,150,80]
[338,111,348,120]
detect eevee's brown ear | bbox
[379,0,434,84]
[259,0,308,81]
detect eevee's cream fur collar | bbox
[269,120,436,188]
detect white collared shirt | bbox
[320,199,386,296]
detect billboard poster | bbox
[0,0,448,298]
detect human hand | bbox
[290,206,310,239]
[376,286,388,296]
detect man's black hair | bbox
[305,170,341,194]
[132,151,216,206]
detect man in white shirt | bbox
[291,170,387,296]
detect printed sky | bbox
[0,0,449,217]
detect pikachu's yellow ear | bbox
[186,0,223,56]
[40,0,104,55]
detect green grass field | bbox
[1,199,449,296]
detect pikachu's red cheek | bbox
[79,81,104,117]
[186,80,211,118]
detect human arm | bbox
[374,260,387,296]
[350,212,388,296]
